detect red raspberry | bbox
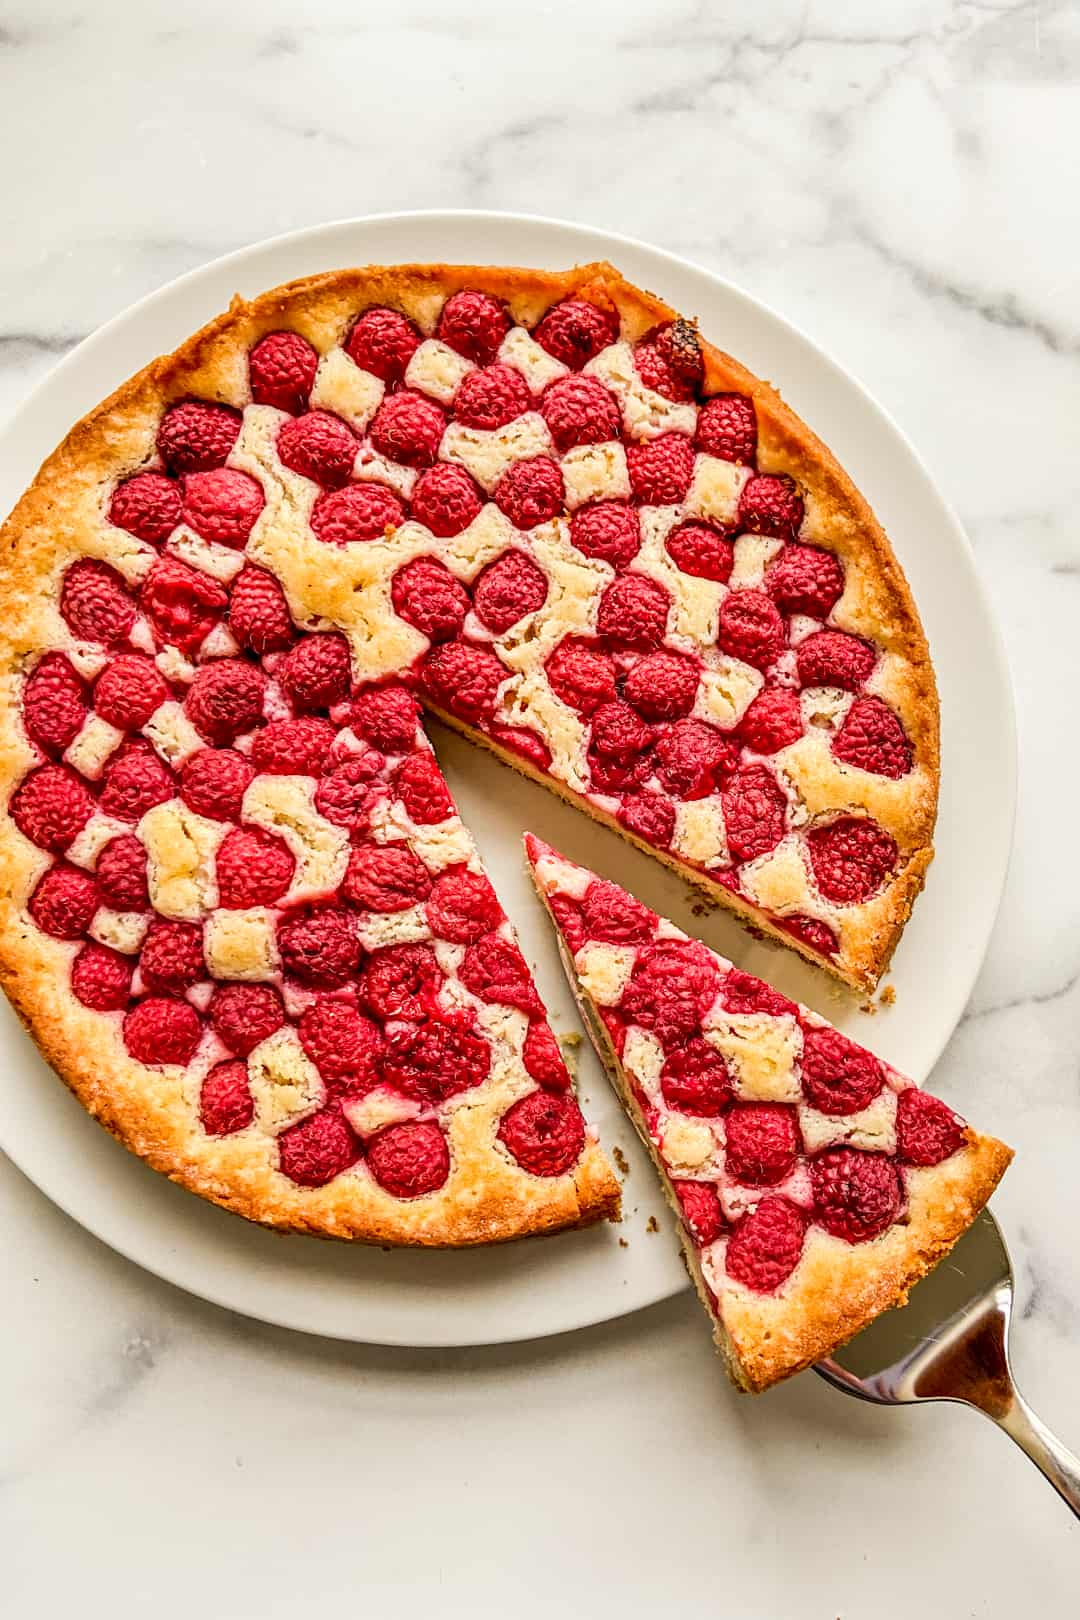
[738,686,803,755]
[534,298,618,368]
[351,685,419,752]
[544,637,617,715]
[811,1147,902,1242]
[660,1038,732,1117]
[581,878,656,945]
[633,320,703,401]
[461,932,543,1015]
[473,548,549,633]
[765,542,844,619]
[588,701,654,790]
[654,718,737,799]
[436,290,510,365]
[896,1088,967,1167]
[626,433,695,505]
[596,573,670,649]
[522,1021,572,1092]
[420,640,505,725]
[498,1090,585,1177]
[314,754,383,835]
[123,996,202,1065]
[807,816,897,904]
[569,502,640,568]
[346,306,421,383]
[779,913,838,959]
[623,649,700,722]
[674,1180,724,1247]
[717,588,786,670]
[738,473,804,540]
[139,555,228,652]
[721,765,787,863]
[278,1107,359,1187]
[410,463,484,537]
[29,864,99,939]
[11,765,93,852]
[277,907,361,988]
[298,997,384,1092]
[493,456,564,529]
[216,826,295,907]
[391,557,470,642]
[71,942,134,1010]
[182,468,265,548]
[310,481,405,546]
[618,791,676,848]
[382,1015,490,1103]
[796,630,876,691]
[832,696,912,779]
[179,747,254,822]
[726,1198,806,1292]
[369,391,446,469]
[361,942,443,1021]
[61,560,136,646]
[108,470,182,544]
[719,968,796,1018]
[99,744,171,839]
[800,1026,884,1115]
[343,842,432,912]
[425,866,501,944]
[368,1120,450,1198]
[724,1103,799,1185]
[140,919,205,994]
[453,363,530,430]
[250,716,336,776]
[96,834,149,911]
[186,658,265,745]
[277,410,357,487]
[22,653,87,755]
[540,374,621,452]
[695,394,757,464]
[548,893,586,954]
[93,653,168,732]
[622,939,720,1046]
[199,1060,255,1136]
[279,632,351,713]
[248,330,319,413]
[209,982,285,1056]
[665,521,735,583]
[157,401,241,474]
[228,563,295,655]
[489,724,552,770]
[393,753,455,825]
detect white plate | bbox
[0,212,1015,1347]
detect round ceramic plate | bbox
[0,212,1016,1346]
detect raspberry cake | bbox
[525,836,1010,1390]
[0,260,935,1240]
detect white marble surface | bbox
[3,0,1080,1610]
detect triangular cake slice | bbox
[525,834,1011,1390]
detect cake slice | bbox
[525,834,1011,1390]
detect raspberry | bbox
[180,747,254,823]
[807,816,897,904]
[796,630,876,691]
[96,834,149,911]
[157,401,241,474]
[498,1091,585,1177]
[569,502,640,568]
[393,752,455,825]
[391,557,470,642]
[832,696,912,779]
[182,468,265,548]
[277,410,357,487]
[540,374,621,452]
[436,290,510,365]
[209,982,285,1057]
[489,724,552,770]
[108,470,182,544]
[618,791,676,848]
[250,717,336,777]
[93,653,168,732]
[472,548,549,633]
[61,560,136,646]
[623,649,700,721]
[199,1060,255,1136]
[361,943,443,1021]
[726,1198,806,1292]
[352,685,419,752]
[581,878,656,945]
[228,563,296,655]
[383,1015,491,1103]
[278,1107,359,1187]
[665,521,735,583]
[453,363,530,430]
[596,573,670,649]
[626,432,695,505]
[811,1147,902,1242]
[343,841,431,912]
[493,456,564,529]
[248,330,319,413]
[410,462,484,537]
[22,653,87,755]
[186,659,265,745]
[719,968,796,1019]
[588,702,654,790]
[425,866,501,944]
[139,555,228,651]
[101,738,174,830]
[140,919,205,994]
[622,939,720,1046]
[277,908,361,988]
[896,1088,967,1167]
[717,588,786,670]
[124,996,202,1065]
[544,637,617,715]
[346,306,421,383]
[369,391,446,469]
[534,298,618,369]
[800,1026,884,1115]
[654,718,737,799]
[368,1120,451,1198]
[314,754,383,834]
[298,997,384,1092]
[765,542,844,619]
[738,473,804,540]
[724,1103,799,1185]
[633,320,702,401]
[779,914,838,959]
[420,640,505,725]
[674,1180,724,1246]
[11,765,93,852]
[522,1021,572,1092]
[279,632,351,713]
[721,765,787,863]
[29,864,99,939]
[695,394,757,464]
[71,942,134,1010]
[659,1038,732,1116]
[738,686,803,755]
[216,826,295,907]
[310,481,405,546]
[600,1008,627,1057]
[548,893,587,954]
[461,932,543,1015]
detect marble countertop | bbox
[3,1,1079,1611]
